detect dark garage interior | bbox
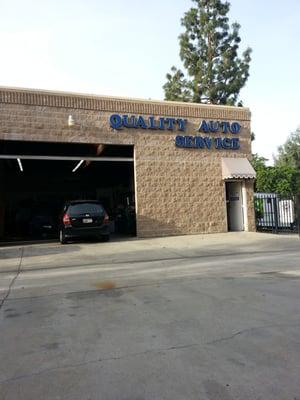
[0,140,136,242]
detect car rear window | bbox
[68,203,104,215]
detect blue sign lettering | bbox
[175,135,240,150]
[222,137,232,149]
[158,118,165,130]
[220,121,231,134]
[208,121,219,133]
[166,118,176,130]
[197,120,241,134]
[185,136,194,148]
[109,114,187,132]
[123,115,135,128]
[204,137,212,149]
[199,120,209,133]
[215,137,223,149]
[135,116,147,129]
[110,114,123,130]
[148,116,157,130]
[177,119,186,131]
[110,114,241,151]
[230,122,241,134]
[175,136,185,147]
[195,136,205,148]
[231,137,240,149]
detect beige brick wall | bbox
[245,180,256,232]
[0,87,255,237]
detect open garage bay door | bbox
[0,140,136,242]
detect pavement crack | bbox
[0,343,200,385]
[0,247,24,311]
[206,323,300,345]
[206,330,247,344]
[2,323,300,385]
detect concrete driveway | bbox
[0,232,300,400]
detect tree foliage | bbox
[251,152,300,195]
[275,127,300,169]
[163,0,252,105]
[164,67,193,102]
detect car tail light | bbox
[63,213,71,226]
[103,213,109,224]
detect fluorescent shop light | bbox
[17,158,23,172]
[72,160,84,172]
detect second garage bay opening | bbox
[0,140,136,242]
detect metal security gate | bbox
[254,193,300,234]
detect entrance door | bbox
[226,182,244,231]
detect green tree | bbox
[251,153,267,171]
[163,0,252,105]
[275,127,300,169]
[164,66,193,102]
[251,153,300,195]
[257,165,297,195]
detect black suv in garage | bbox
[59,200,110,244]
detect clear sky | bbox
[0,0,299,163]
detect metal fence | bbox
[254,193,300,234]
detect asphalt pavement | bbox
[0,232,300,400]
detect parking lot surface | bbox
[0,232,300,400]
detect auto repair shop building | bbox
[0,87,256,240]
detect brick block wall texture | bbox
[0,87,255,237]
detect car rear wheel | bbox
[59,229,67,244]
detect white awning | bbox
[221,157,256,180]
